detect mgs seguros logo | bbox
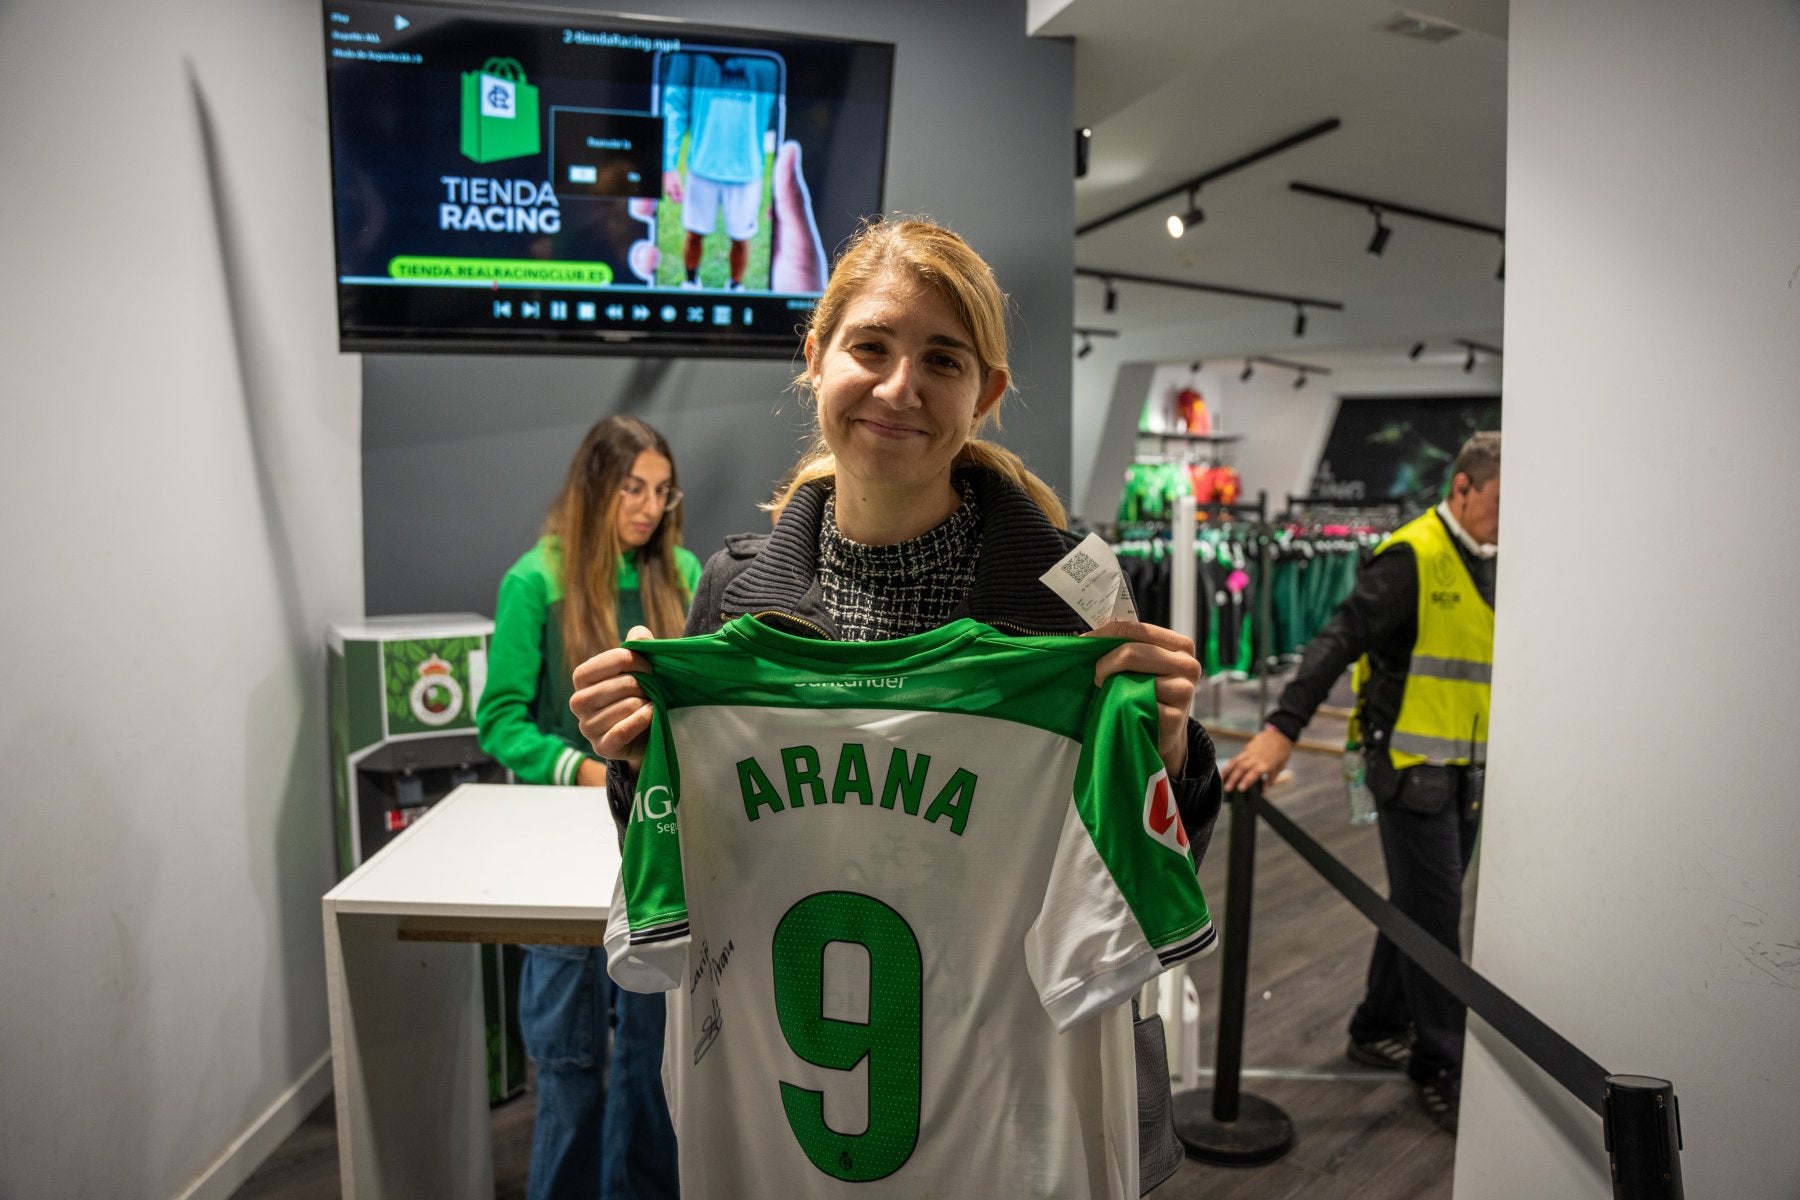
[1141,769,1189,856]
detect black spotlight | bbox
[1166,188,1204,238]
[1103,281,1118,313]
[1075,127,1092,179]
[1077,337,1094,360]
[1239,361,1255,382]
[1408,341,1425,360]
[1463,347,1477,373]
[1293,305,1308,338]
[1293,371,1308,390]
[1366,206,1392,257]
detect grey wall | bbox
[1,1,362,1196]
[364,0,1075,617]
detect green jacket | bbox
[478,536,702,785]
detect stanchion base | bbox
[1172,1088,1295,1166]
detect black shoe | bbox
[1414,1070,1460,1134]
[1346,1034,1411,1071]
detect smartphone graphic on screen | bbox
[651,47,788,293]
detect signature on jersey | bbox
[694,996,723,1065]
[691,938,736,993]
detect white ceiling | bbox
[1036,0,1509,363]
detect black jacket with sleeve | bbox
[604,466,1222,863]
[1266,508,1496,764]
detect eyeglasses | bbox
[620,478,683,509]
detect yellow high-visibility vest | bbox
[1377,510,1494,770]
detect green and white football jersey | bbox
[605,617,1215,1199]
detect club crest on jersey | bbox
[1142,769,1188,856]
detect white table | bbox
[322,783,619,1199]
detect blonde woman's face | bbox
[615,450,674,549]
[805,269,1006,500]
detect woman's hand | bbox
[570,625,656,770]
[1089,620,1200,777]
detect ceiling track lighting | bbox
[1240,354,1331,389]
[1074,267,1344,338]
[1366,205,1392,257]
[1075,118,1342,238]
[1454,338,1503,374]
[1289,181,1504,280]
[1167,187,1204,239]
[1408,340,1426,360]
[1103,278,1119,313]
[1072,326,1119,361]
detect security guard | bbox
[1223,431,1499,1134]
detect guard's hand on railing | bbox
[1221,727,1294,794]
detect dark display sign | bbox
[322,1,894,356]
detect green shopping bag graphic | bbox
[460,57,540,163]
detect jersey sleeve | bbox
[604,679,693,993]
[477,563,588,786]
[1026,671,1216,1032]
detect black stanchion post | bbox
[1605,1075,1683,1200]
[1172,785,1294,1165]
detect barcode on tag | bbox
[1040,532,1137,629]
[1062,549,1101,585]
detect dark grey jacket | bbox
[606,467,1222,863]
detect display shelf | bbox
[1136,430,1243,443]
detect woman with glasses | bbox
[477,413,696,1200]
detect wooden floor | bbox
[235,684,1466,1200]
[1155,724,1465,1199]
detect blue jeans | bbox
[519,945,678,1200]
[604,984,680,1199]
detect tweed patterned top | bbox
[817,479,981,641]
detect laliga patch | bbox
[1142,769,1189,855]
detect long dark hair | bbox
[543,415,689,668]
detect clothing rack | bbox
[1157,493,1277,730]
[1259,498,1407,674]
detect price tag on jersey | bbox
[1040,533,1137,629]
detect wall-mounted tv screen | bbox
[322,1,894,357]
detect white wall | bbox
[1455,2,1800,1197]
[0,1,362,1196]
